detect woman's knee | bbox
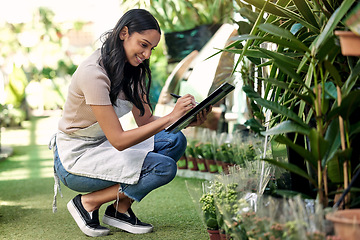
[156,157,178,183]
[171,131,187,156]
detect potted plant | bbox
[215,143,235,174]
[202,142,218,173]
[199,192,220,240]
[185,140,199,171]
[148,0,233,62]
[177,153,187,169]
[335,2,360,56]
[194,143,208,172]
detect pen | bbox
[170,93,199,104]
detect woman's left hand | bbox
[188,106,212,127]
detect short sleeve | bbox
[76,64,112,106]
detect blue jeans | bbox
[53,130,187,202]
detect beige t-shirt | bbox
[59,49,112,134]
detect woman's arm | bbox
[132,94,211,127]
[91,94,198,151]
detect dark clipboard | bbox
[165,82,235,133]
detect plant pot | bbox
[205,159,218,173]
[215,160,224,173]
[164,24,221,63]
[196,158,208,172]
[326,209,360,240]
[207,229,221,240]
[177,156,187,169]
[335,31,360,56]
[187,156,198,171]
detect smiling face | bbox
[120,27,161,67]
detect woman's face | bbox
[120,27,161,67]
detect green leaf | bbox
[258,23,310,52]
[258,78,314,105]
[216,47,269,59]
[257,48,312,93]
[292,0,319,29]
[324,60,342,86]
[244,118,266,133]
[261,120,311,136]
[324,81,337,100]
[243,86,308,127]
[236,21,253,35]
[241,0,289,17]
[256,48,305,70]
[238,7,260,24]
[274,4,320,33]
[309,129,329,164]
[323,119,341,164]
[274,135,317,168]
[263,158,317,187]
[327,153,343,183]
[342,59,360,96]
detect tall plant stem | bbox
[337,85,349,207]
[314,83,324,206]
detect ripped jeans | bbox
[53,130,187,202]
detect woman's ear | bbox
[119,26,129,40]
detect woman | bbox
[51,9,210,237]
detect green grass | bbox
[0,114,208,240]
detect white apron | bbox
[55,99,154,185]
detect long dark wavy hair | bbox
[100,9,161,116]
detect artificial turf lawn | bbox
[0,115,208,240]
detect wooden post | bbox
[337,85,349,207]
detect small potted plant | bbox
[177,153,187,169]
[185,140,198,171]
[199,192,220,240]
[215,143,234,174]
[335,2,360,56]
[202,143,218,173]
[194,143,208,172]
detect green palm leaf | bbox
[263,158,317,187]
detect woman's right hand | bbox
[169,94,196,123]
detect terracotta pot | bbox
[196,158,208,172]
[335,31,360,56]
[205,159,218,173]
[207,229,220,240]
[326,209,360,240]
[187,156,198,171]
[177,156,187,169]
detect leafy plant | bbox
[215,143,235,164]
[148,0,233,33]
[199,192,219,230]
[225,0,360,207]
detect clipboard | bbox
[165,82,235,133]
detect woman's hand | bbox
[168,93,212,127]
[188,106,212,127]
[168,94,197,122]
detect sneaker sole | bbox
[103,214,153,234]
[67,200,110,237]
